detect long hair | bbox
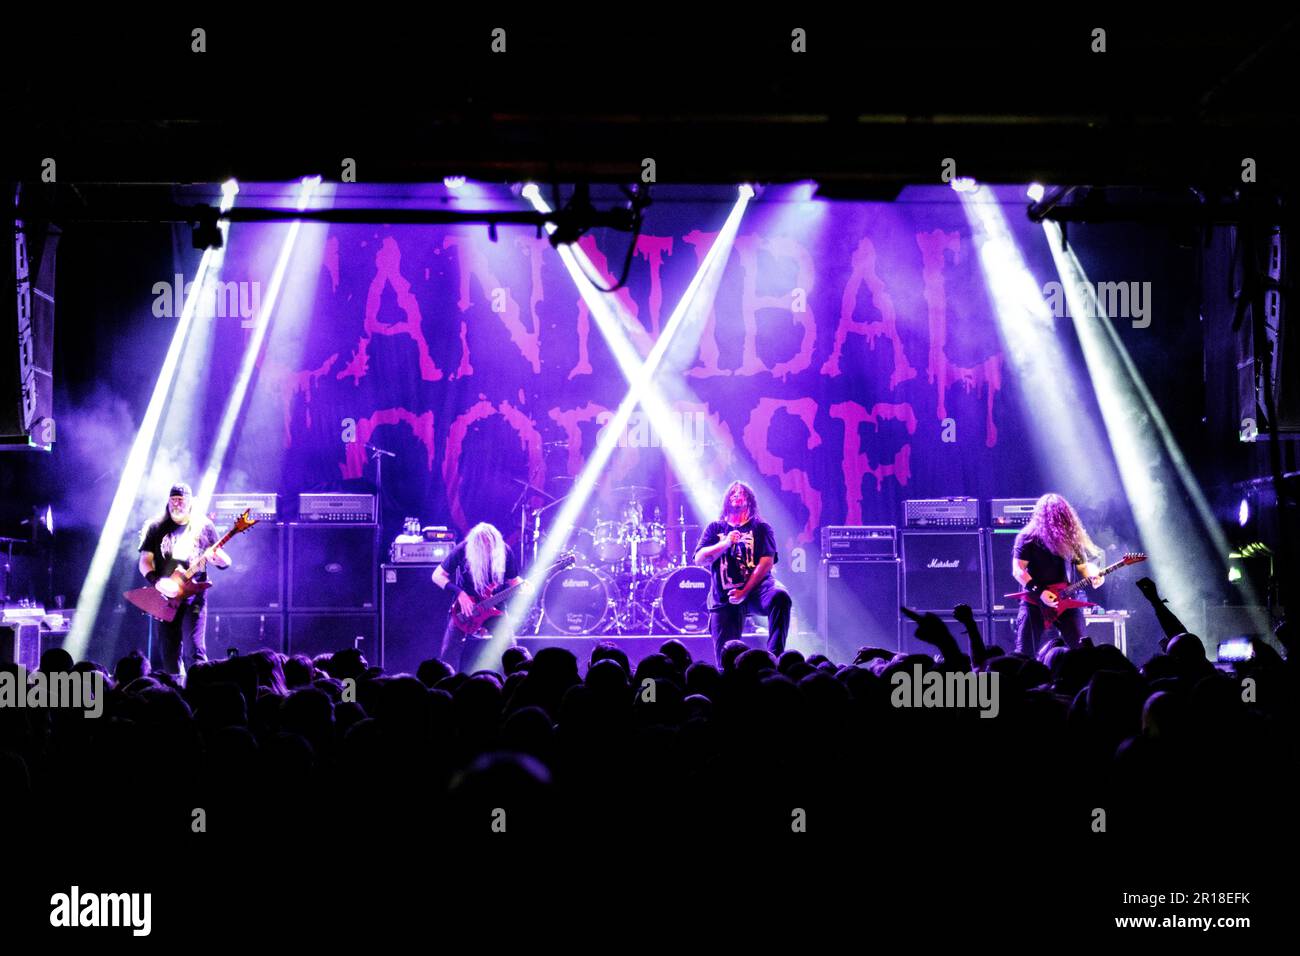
[719,481,760,523]
[464,522,507,596]
[1022,493,1102,563]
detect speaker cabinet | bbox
[818,559,900,662]
[208,611,285,658]
[207,523,284,611]
[381,564,454,675]
[901,530,987,614]
[288,524,377,611]
[287,612,378,660]
[986,529,1020,615]
[986,615,1018,655]
[0,623,43,669]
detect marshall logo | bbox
[927,559,961,569]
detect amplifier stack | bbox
[818,526,900,662]
[165,492,382,665]
[822,498,1043,658]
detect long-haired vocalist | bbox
[431,522,522,672]
[137,482,232,673]
[1011,493,1105,657]
[693,481,792,665]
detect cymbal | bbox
[610,485,656,500]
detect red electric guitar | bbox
[449,551,577,636]
[1005,551,1147,626]
[124,510,257,622]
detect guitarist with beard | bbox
[432,522,527,673]
[137,482,232,674]
[1011,493,1105,658]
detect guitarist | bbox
[1011,493,1105,658]
[431,522,524,672]
[693,480,792,665]
[136,482,232,673]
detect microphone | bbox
[366,443,396,458]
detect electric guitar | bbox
[449,551,577,636]
[1005,552,1146,626]
[124,510,256,622]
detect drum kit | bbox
[516,480,712,636]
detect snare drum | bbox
[541,566,615,634]
[637,565,712,633]
[592,519,627,562]
[637,520,666,557]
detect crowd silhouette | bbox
[2,578,1292,856]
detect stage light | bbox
[1027,183,1045,202]
[959,185,1112,508]
[521,183,541,202]
[521,185,747,521]
[444,176,467,190]
[1042,220,1268,644]
[197,175,322,508]
[66,183,240,659]
[486,184,754,662]
[951,177,979,194]
[739,184,756,200]
[1239,497,1250,527]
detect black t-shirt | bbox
[438,540,519,602]
[695,518,779,607]
[1012,531,1077,588]
[138,516,221,602]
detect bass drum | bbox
[638,565,712,634]
[541,566,615,635]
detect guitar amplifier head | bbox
[990,497,1038,528]
[903,498,979,529]
[390,540,453,563]
[211,492,279,522]
[298,493,376,523]
[819,525,897,558]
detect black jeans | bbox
[157,600,208,674]
[441,614,513,674]
[1013,603,1085,658]
[709,579,792,666]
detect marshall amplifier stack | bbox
[822,498,1045,657]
